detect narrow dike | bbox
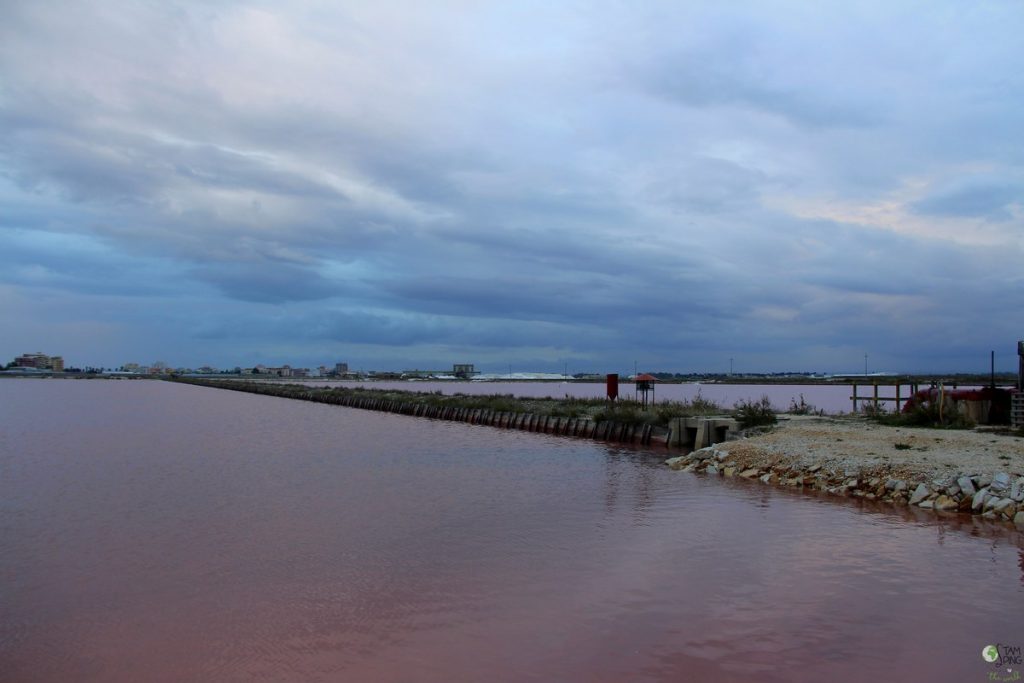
[169,377,670,448]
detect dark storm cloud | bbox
[0,229,189,298]
[193,263,343,303]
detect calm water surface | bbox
[2,379,1021,682]
[301,380,912,414]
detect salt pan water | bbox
[2,380,1021,682]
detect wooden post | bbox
[895,383,901,412]
[873,382,879,412]
[852,383,858,412]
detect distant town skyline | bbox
[2,2,1021,373]
[5,348,1021,381]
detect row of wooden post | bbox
[850,382,921,413]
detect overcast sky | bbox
[1,1,1021,373]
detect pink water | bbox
[299,379,909,414]
[2,379,1022,682]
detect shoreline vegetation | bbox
[172,377,739,426]
[168,378,1019,529]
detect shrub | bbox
[593,401,645,424]
[869,396,974,429]
[649,392,724,425]
[548,403,587,418]
[651,400,691,425]
[688,390,723,416]
[787,394,822,415]
[733,395,777,429]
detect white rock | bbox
[1014,511,1024,527]
[991,472,1011,494]
[909,484,930,506]
[972,488,989,512]
[957,476,977,497]
[974,474,992,489]
[946,483,961,497]
[706,465,719,475]
[918,500,934,509]
[715,449,730,461]
[991,498,1014,514]
[1010,477,1024,503]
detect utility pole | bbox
[729,357,734,376]
[864,353,868,376]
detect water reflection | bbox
[599,445,662,524]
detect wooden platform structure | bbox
[849,380,920,413]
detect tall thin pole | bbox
[864,353,868,376]
[1019,340,1024,391]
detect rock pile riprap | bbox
[665,415,1024,527]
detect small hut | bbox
[635,373,657,408]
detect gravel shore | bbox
[726,415,1024,478]
[667,415,1024,526]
